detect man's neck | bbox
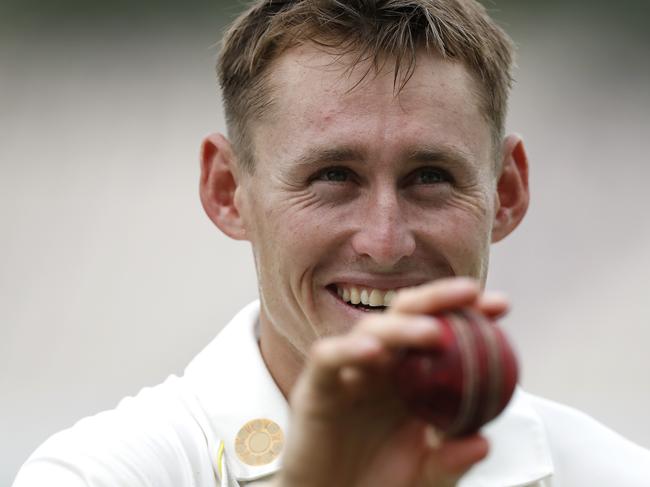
[258,312,304,399]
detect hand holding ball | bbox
[394,308,518,437]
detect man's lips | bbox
[326,276,432,290]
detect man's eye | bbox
[315,167,352,183]
[413,167,452,184]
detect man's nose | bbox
[350,189,416,268]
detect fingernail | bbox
[414,317,440,333]
[425,425,443,449]
[452,277,479,290]
[355,336,381,355]
[484,290,508,302]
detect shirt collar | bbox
[460,387,554,486]
[184,300,554,486]
[184,301,289,481]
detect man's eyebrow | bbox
[290,145,474,168]
[405,146,474,167]
[292,147,365,167]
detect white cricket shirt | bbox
[13,301,650,486]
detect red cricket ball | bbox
[394,308,518,437]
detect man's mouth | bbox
[326,284,398,312]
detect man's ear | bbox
[491,134,530,243]
[199,133,248,241]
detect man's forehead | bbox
[253,44,493,169]
[266,43,480,113]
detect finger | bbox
[476,291,510,319]
[352,313,443,349]
[421,434,489,485]
[303,334,386,392]
[338,366,374,399]
[389,277,480,316]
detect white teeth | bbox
[350,287,361,305]
[360,289,369,305]
[369,289,384,306]
[383,290,396,306]
[335,285,401,308]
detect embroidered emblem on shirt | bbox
[235,418,284,466]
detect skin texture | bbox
[200,43,529,486]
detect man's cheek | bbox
[446,188,492,221]
[433,222,489,275]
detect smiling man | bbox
[13,1,650,486]
[207,39,520,401]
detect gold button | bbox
[235,418,284,466]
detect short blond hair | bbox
[218,0,515,172]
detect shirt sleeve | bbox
[13,377,218,487]
[12,455,88,487]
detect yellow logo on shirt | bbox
[235,418,284,466]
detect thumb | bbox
[418,432,489,486]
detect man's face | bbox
[236,45,498,357]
